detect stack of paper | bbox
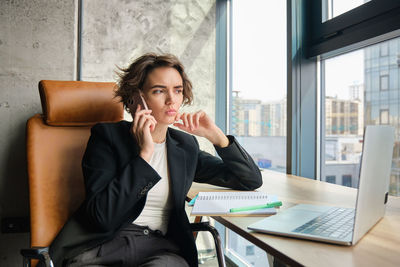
[191,191,278,216]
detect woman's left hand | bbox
[173,110,229,147]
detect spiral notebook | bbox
[191,191,278,216]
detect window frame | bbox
[289,0,400,181]
[307,0,400,58]
[216,0,400,264]
[215,0,229,133]
[216,1,289,265]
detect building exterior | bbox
[230,93,287,171]
[324,135,363,188]
[323,85,364,188]
[364,38,400,196]
[231,91,262,136]
[260,100,287,136]
[231,94,286,137]
[323,38,400,195]
[325,96,363,136]
[231,39,400,196]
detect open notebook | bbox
[191,191,278,216]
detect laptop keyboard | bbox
[292,207,355,239]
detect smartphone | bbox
[127,91,148,112]
[139,93,148,110]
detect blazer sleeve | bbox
[80,123,161,232]
[194,135,262,190]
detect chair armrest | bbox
[190,221,212,232]
[190,222,226,267]
[20,247,53,267]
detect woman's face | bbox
[142,67,184,126]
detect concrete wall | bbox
[0,0,77,265]
[0,0,216,265]
[81,0,216,151]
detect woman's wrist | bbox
[207,128,229,148]
[140,150,153,162]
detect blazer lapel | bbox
[166,129,187,206]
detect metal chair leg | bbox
[191,222,226,267]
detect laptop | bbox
[248,125,395,245]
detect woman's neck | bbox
[151,124,168,143]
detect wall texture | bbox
[0,0,77,218]
[0,0,77,265]
[0,0,216,265]
[82,0,216,151]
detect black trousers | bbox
[64,224,189,267]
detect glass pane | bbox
[230,0,287,173]
[322,36,400,196]
[322,0,371,22]
[227,229,269,266]
[227,0,286,265]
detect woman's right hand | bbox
[131,105,157,162]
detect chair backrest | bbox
[26,80,124,249]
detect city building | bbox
[232,94,286,137]
[260,100,287,137]
[364,38,400,195]
[324,135,363,188]
[325,96,363,136]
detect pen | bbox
[229,201,282,213]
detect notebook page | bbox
[191,191,278,215]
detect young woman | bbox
[49,53,262,267]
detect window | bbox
[380,109,389,124]
[321,37,400,196]
[380,74,389,91]
[332,101,338,113]
[340,117,345,134]
[226,228,269,266]
[350,103,358,113]
[350,117,358,134]
[326,175,336,184]
[246,245,255,256]
[331,117,337,134]
[308,1,400,57]
[380,42,389,57]
[340,102,345,113]
[224,0,286,265]
[342,175,352,187]
[229,0,287,173]
[322,0,371,22]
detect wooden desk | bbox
[188,170,400,267]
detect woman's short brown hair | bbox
[115,53,193,113]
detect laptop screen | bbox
[352,125,394,244]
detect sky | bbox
[232,0,287,102]
[232,0,366,102]
[325,50,363,99]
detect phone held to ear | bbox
[139,93,148,110]
[127,91,148,111]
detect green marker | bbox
[229,201,282,213]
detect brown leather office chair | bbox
[22,80,124,266]
[21,80,225,267]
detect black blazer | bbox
[49,121,262,266]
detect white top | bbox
[133,141,172,234]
